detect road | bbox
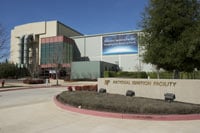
[0,87,66,109]
[0,87,200,133]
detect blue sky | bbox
[0,0,148,35]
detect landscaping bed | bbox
[57,91,200,115]
[23,78,44,84]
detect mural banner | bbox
[102,34,138,55]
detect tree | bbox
[0,62,29,78]
[0,24,9,61]
[49,43,64,86]
[26,36,39,78]
[0,62,17,78]
[140,0,200,73]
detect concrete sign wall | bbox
[98,78,200,104]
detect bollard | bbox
[1,80,5,87]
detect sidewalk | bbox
[0,79,97,92]
[1,100,200,133]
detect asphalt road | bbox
[0,87,66,109]
[0,87,200,133]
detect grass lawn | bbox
[57,91,200,115]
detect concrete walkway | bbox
[1,100,200,133]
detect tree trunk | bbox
[173,69,180,79]
[156,66,160,79]
[56,69,59,86]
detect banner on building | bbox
[102,34,138,55]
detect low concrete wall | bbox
[98,78,200,104]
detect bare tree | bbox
[0,24,9,61]
[27,36,39,78]
[50,44,63,86]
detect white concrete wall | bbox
[98,78,200,104]
[40,21,57,38]
[73,36,102,60]
[103,54,139,71]
[11,21,46,37]
[10,30,20,63]
[57,22,82,37]
[85,36,102,61]
[73,38,85,57]
[10,21,47,64]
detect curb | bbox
[0,85,65,92]
[54,96,200,121]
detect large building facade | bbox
[72,31,154,72]
[10,20,155,79]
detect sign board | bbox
[98,78,200,104]
[102,34,138,55]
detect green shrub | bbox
[0,62,29,78]
[148,71,200,79]
[160,72,173,79]
[180,71,200,79]
[23,79,44,84]
[104,71,110,77]
[194,71,200,79]
[104,70,200,79]
[57,91,200,114]
[147,71,173,79]
[0,63,17,78]
[147,72,157,79]
[104,71,148,79]
[73,85,97,91]
[109,71,117,77]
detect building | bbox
[10,20,154,79]
[71,61,119,80]
[72,31,154,72]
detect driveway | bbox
[0,87,200,133]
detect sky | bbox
[0,0,148,35]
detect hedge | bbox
[147,72,173,79]
[105,71,200,79]
[104,71,148,78]
[67,85,98,92]
[180,71,200,79]
[23,79,44,84]
[148,71,200,79]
